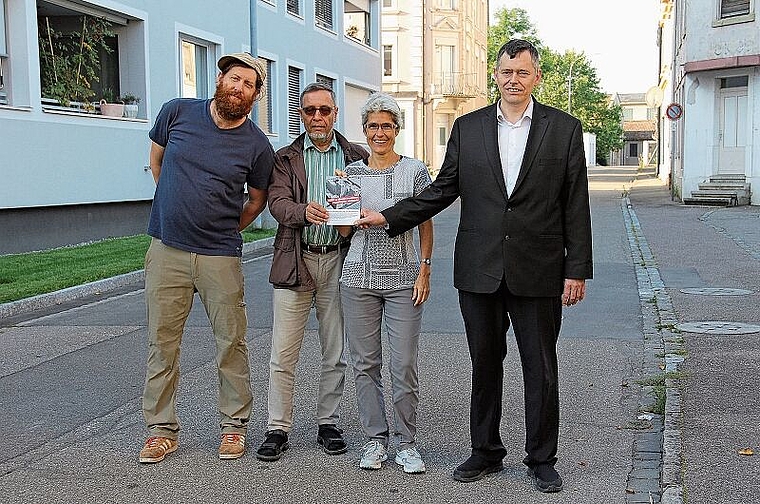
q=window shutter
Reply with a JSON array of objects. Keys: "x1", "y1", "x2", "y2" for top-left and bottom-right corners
[
  {"x1": 287, "y1": 0, "x2": 299, "y2": 16},
  {"x1": 315, "y1": 0, "x2": 333, "y2": 29},
  {"x1": 288, "y1": 66, "x2": 302, "y2": 137},
  {"x1": 721, "y1": 0, "x2": 750, "y2": 17},
  {"x1": 316, "y1": 74, "x2": 334, "y2": 89},
  {"x1": 256, "y1": 59, "x2": 273, "y2": 133}
]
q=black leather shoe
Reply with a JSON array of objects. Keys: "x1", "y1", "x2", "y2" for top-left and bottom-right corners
[
  {"x1": 528, "y1": 465, "x2": 563, "y2": 493},
  {"x1": 317, "y1": 424, "x2": 348, "y2": 455},
  {"x1": 452, "y1": 455, "x2": 504, "y2": 482},
  {"x1": 256, "y1": 429, "x2": 289, "y2": 461}
]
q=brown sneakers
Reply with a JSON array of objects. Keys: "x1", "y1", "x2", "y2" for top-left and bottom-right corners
[
  {"x1": 139, "y1": 436, "x2": 178, "y2": 463},
  {"x1": 219, "y1": 433, "x2": 246, "y2": 460}
]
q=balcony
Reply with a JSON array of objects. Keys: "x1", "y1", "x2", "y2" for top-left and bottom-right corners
[{"x1": 431, "y1": 72, "x2": 481, "y2": 98}]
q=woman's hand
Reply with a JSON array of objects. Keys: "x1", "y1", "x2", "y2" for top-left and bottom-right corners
[{"x1": 412, "y1": 265, "x2": 431, "y2": 306}]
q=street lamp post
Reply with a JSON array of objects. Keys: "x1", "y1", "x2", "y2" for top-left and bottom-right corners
[{"x1": 566, "y1": 55, "x2": 582, "y2": 115}]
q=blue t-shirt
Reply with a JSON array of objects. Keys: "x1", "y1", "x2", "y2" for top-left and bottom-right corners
[{"x1": 148, "y1": 98, "x2": 274, "y2": 256}]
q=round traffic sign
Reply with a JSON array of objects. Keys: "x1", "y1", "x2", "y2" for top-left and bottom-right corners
[{"x1": 665, "y1": 102, "x2": 683, "y2": 120}]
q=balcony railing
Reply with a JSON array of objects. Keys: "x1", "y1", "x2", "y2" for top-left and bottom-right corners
[{"x1": 431, "y1": 72, "x2": 482, "y2": 98}]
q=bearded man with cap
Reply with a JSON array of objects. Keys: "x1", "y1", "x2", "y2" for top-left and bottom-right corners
[{"x1": 139, "y1": 52, "x2": 274, "y2": 463}]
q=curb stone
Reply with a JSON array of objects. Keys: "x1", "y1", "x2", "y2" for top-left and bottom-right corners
[
  {"x1": 622, "y1": 196, "x2": 685, "y2": 504},
  {"x1": 0, "y1": 237, "x2": 274, "y2": 321}
]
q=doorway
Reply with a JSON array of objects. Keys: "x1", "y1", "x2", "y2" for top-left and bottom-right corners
[{"x1": 718, "y1": 76, "x2": 748, "y2": 174}]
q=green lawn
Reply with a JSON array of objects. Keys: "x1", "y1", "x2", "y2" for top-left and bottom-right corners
[{"x1": 0, "y1": 228, "x2": 275, "y2": 304}]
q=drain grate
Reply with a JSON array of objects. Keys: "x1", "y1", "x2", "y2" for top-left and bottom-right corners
[
  {"x1": 679, "y1": 287, "x2": 753, "y2": 296},
  {"x1": 676, "y1": 321, "x2": 760, "y2": 335}
]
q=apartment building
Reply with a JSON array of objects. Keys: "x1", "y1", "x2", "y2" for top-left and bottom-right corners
[
  {"x1": 0, "y1": 0, "x2": 381, "y2": 254},
  {"x1": 381, "y1": 0, "x2": 488, "y2": 175},
  {"x1": 659, "y1": 0, "x2": 758, "y2": 204},
  {"x1": 610, "y1": 92, "x2": 658, "y2": 166}
]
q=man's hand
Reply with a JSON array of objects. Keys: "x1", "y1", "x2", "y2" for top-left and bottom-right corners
[
  {"x1": 562, "y1": 278, "x2": 586, "y2": 306},
  {"x1": 354, "y1": 208, "x2": 387, "y2": 230},
  {"x1": 305, "y1": 202, "x2": 329, "y2": 225}
]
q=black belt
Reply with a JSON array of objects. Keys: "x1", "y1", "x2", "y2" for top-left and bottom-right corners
[{"x1": 304, "y1": 243, "x2": 341, "y2": 254}]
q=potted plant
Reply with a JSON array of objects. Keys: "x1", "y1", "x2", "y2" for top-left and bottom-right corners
[
  {"x1": 99, "y1": 87, "x2": 124, "y2": 117},
  {"x1": 38, "y1": 14, "x2": 114, "y2": 111},
  {"x1": 120, "y1": 93, "x2": 140, "y2": 118}
]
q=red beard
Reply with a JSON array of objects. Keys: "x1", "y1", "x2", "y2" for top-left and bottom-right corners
[{"x1": 213, "y1": 84, "x2": 255, "y2": 121}]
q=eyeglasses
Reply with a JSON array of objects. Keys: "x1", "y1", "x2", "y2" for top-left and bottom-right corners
[
  {"x1": 301, "y1": 106, "x2": 334, "y2": 116},
  {"x1": 365, "y1": 123, "x2": 397, "y2": 132}
]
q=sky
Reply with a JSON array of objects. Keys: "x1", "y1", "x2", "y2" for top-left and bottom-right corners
[{"x1": 489, "y1": 0, "x2": 662, "y2": 94}]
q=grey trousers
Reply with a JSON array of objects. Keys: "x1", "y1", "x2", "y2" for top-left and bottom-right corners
[
  {"x1": 341, "y1": 285, "x2": 423, "y2": 449},
  {"x1": 267, "y1": 249, "x2": 347, "y2": 432}
]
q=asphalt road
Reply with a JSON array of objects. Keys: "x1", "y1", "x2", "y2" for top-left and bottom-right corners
[{"x1": 1, "y1": 170, "x2": 647, "y2": 504}]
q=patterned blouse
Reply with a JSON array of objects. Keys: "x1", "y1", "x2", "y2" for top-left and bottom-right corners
[{"x1": 340, "y1": 156, "x2": 432, "y2": 290}]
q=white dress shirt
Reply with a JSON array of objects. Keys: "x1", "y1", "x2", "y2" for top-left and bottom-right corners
[{"x1": 496, "y1": 99, "x2": 533, "y2": 197}]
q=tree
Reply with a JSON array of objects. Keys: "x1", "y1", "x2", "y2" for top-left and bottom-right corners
[
  {"x1": 487, "y1": 7, "x2": 543, "y2": 101},
  {"x1": 534, "y1": 50, "x2": 623, "y2": 164}
]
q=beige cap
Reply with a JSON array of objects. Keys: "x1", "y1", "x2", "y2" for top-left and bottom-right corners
[{"x1": 217, "y1": 52, "x2": 267, "y2": 83}]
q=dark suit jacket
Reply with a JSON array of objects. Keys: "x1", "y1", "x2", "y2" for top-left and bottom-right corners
[{"x1": 382, "y1": 99, "x2": 593, "y2": 296}]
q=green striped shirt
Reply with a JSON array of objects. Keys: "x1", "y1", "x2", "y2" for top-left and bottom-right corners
[{"x1": 303, "y1": 134, "x2": 344, "y2": 246}]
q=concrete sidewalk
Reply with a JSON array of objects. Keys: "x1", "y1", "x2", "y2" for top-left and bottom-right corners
[{"x1": 626, "y1": 175, "x2": 760, "y2": 504}]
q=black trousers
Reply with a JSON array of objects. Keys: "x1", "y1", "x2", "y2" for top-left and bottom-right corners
[{"x1": 458, "y1": 279, "x2": 562, "y2": 468}]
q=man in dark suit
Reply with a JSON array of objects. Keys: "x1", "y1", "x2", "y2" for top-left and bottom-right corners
[{"x1": 355, "y1": 39, "x2": 593, "y2": 493}]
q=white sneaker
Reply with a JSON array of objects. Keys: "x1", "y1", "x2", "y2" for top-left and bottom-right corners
[
  {"x1": 359, "y1": 440, "x2": 388, "y2": 470},
  {"x1": 395, "y1": 447, "x2": 426, "y2": 474}
]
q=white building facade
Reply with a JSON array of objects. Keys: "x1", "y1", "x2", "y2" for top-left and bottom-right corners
[
  {"x1": 381, "y1": 0, "x2": 488, "y2": 175},
  {"x1": 0, "y1": 0, "x2": 380, "y2": 253},
  {"x1": 661, "y1": 0, "x2": 759, "y2": 204}
]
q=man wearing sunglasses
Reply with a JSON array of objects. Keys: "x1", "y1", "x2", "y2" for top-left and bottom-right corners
[{"x1": 259, "y1": 83, "x2": 368, "y2": 462}]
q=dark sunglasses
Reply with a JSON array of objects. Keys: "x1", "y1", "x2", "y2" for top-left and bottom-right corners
[{"x1": 301, "y1": 106, "x2": 334, "y2": 116}]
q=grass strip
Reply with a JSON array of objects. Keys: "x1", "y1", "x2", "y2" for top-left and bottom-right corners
[{"x1": 0, "y1": 228, "x2": 275, "y2": 304}]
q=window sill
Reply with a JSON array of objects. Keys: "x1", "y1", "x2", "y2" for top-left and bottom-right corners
[
  {"x1": 0, "y1": 104, "x2": 34, "y2": 112},
  {"x1": 712, "y1": 12, "x2": 755, "y2": 27},
  {"x1": 42, "y1": 106, "x2": 148, "y2": 122}
]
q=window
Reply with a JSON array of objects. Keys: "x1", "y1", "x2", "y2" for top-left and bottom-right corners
[
  {"x1": 180, "y1": 38, "x2": 212, "y2": 98},
  {"x1": 622, "y1": 107, "x2": 634, "y2": 120},
  {"x1": 257, "y1": 58, "x2": 274, "y2": 134},
  {"x1": 345, "y1": 0, "x2": 370, "y2": 45},
  {"x1": 720, "y1": 75, "x2": 749, "y2": 88},
  {"x1": 436, "y1": 44, "x2": 456, "y2": 93},
  {"x1": 721, "y1": 0, "x2": 750, "y2": 17},
  {"x1": 438, "y1": 126, "x2": 447, "y2": 145},
  {"x1": 37, "y1": 1, "x2": 120, "y2": 109},
  {"x1": 316, "y1": 73, "x2": 334, "y2": 89},
  {"x1": 629, "y1": 143, "x2": 638, "y2": 158},
  {"x1": 288, "y1": 66, "x2": 302, "y2": 137},
  {"x1": 439, "y1": 0, "x2": 456, "y2": 9},
  {"x1": 35, "y1": 0, "x2": 145, "y2": 116},
  {"x1": 383, "y1": 45, "x2": 393, "y2": 76},
  {"x1": 0, "y1": 0, "x2": 7, "y2": 105},
  {"x1": 316, "y1": 0, "x2": 334, "y2": 30},
  {"x1": 382, "y1": 0, "x2": 393, "y2": 6},
  {"x1": 287, "y1": 0, "x2": 300, "y2": 16}
]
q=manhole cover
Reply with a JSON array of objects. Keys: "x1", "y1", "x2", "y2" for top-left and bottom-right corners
[
  {"x1": 679, "y1": 287, "x2": 753, "y2": 296},
  {"x1": 676, "y1": 321, "x2": 760, "y2": 335}
]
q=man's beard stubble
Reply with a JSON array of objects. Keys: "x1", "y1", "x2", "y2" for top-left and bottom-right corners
[
  {"x1": 308, "y1": 131, "x2": 329, "y2": 142},
  {"x1": 214, "y1": 84, "x2": 255, "y2": 121}
]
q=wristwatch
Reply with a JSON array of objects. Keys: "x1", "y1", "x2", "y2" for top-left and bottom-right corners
[{"x1": 421, "y1": 258, "x2": 431, "y2": 265}]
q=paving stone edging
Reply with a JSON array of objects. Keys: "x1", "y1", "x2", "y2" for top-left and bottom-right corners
[
  {"x1": 622, "y1": 196, "x2": 685, "y2": 504},
  {"x1": 0, "y1": 237, "x2": 274, "y2": 321}
]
